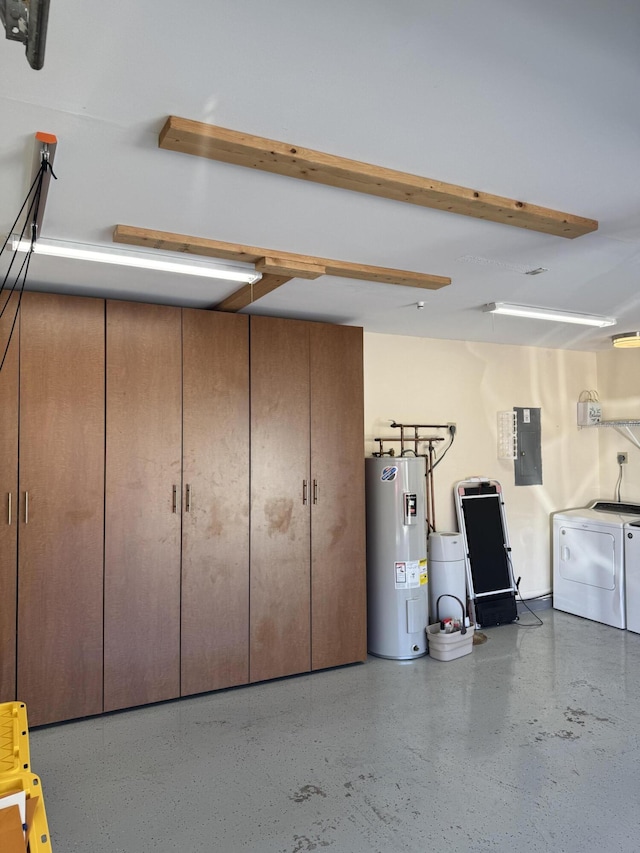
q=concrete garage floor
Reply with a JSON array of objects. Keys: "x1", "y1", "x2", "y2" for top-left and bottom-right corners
[{"x1": 31, "y1": 610, "x2": 640, "y2": 852}]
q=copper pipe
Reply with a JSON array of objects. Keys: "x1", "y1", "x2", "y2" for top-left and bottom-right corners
[{"x1": 429, "y1": 443, "x2": 436, "y2": 531}]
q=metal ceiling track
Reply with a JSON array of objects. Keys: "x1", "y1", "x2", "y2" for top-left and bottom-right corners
[
  {"x1": 159, "y1": 116, "x2": 598, "y2": 239},
  {"x1": 113, "y1": 224, "x2": 451, "y2": 312}
]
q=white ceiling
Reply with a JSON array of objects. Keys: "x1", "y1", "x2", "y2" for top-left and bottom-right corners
[{"x1": 1, "y1": 0, "x2": 640, "y2": 350}]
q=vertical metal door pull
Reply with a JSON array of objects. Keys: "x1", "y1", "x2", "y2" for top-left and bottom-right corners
[
  {"x1": 24, "y1": 491, "x2": 28, "y2": 524},
  {"x1": 313, "y1": 479, "x2": 318, "y2": 504},
  {"x1": 172, "y1": 485, "x2": 177, "y2": 513},
  {"x1": 185, "y1": 484, "x2": 191, "y2": 512},
  {"x1": 7, "y1": 493, "x2": 11, "y2": 525},
  {"x1": 302, "y1": 480, "x2": 308, "y2": 505}
]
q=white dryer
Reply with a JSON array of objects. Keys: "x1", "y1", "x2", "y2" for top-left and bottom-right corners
[
  {"x1": 625, "y1": 521, "x2": 640, "y2": 634},
  {"x1": 553, "y1": 501, "x2": 640, "y2": 629}
]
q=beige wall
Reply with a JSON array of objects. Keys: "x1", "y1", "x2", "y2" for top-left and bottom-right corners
[
  {"x1": 596, "y1": 349, "x2": 640, "y2": 502},
  {"x1": 364, "y1": 333, "x2": 600, "y2": 598}
]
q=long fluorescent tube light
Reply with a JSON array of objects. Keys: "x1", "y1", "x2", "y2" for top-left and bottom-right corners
[
  {"x1": 484, "y1": 302, "x2": 616, "y2": 328},
  {"x1": 11, "y1": 236, "x2": 262, "y2": 284}
]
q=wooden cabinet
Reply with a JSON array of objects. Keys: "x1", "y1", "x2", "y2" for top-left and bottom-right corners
[
  {"x1": 0, "y1": 292, "x2": 364, "y2": 724},
  {"x1": 249, "y1": 317, "x2": 366, "y2": 682},
  {"x1": 310, "y1": 323, "x2": 366, "y2": 669},
  {"x1": 104, "y1": 301, "x2": 182, "y2": 712},
  {"x1": 250, "y1": 318, "x2": 312, "y2": 682},
  {"x1": 181, "y1": 309, "x2": 250, "y2": 695},
  {"x1": 17, "y1": 292, "x2": 105, "y2": 726},
  {"x1": 0, "y1": 295, "x2": 19, "y2": 704},
  {"x1": 104, "y1": 305, "x2": 251, "y2": 707}
]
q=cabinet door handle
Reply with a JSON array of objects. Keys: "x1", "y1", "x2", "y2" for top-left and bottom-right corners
[
  {"x1": 172, "y1": 485, "x2": 177, "y2": 513},
  {"x1": 185, "y1": 484, "x2": 191, "y2": 513},
  {"x1": 24, "y1": 491, "x2": 28, "y2": 524},
  {"x1": 313, "y1": 479, "x2": 318, "y2": 505},
  {"x1": 302, "y1": 479, "x2": 308, "y2": 505},
  {"x1": 7, "y1": 493, "x2": 11, "y2": 525}
]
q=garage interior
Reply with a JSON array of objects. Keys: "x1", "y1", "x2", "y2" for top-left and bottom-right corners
[{"x1": 1, "y1": 2, "x2": 640, "y2": 851}]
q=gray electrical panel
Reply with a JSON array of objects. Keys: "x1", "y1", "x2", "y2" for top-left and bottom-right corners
[{"x1": 514, "y1": 407, "x2": 542, "y2": 486}]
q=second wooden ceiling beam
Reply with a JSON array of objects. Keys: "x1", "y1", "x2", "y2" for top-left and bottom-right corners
[{"x1": 159, "y1": 116, "x2": 597, "y2": 239}]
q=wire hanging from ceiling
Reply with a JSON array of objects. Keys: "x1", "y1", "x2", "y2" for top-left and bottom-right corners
[{"x1": 0, "y1": 156, "x2": 57, "y2": 373}]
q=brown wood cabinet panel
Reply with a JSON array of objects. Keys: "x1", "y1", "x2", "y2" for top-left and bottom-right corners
[
  {"x1": 104, "y1": 301, "x2": 182, "y2": 712},
  {"x1": 0, "y1": 294, "x2": 19, "y2": 703},
  {"x1": 250, "y1": 316, "x2": 311, "y2": 682},
  {"x1": 181, "y1": 309, "x2": 250, "y2": 695},
  {"x1": 17, "y1": 292, "x2": 105, "y2": 725},
  {"x1": 310, "y1": 323, "x2": 366, "y2": 670}
]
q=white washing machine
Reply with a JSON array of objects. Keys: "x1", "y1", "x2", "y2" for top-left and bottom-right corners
[
  {"x1": 625, "y1": 521, "x2": 640, "y2": 634},
  {"x1": 553, "y1": 501, "x2": 640, "y2": 629}
]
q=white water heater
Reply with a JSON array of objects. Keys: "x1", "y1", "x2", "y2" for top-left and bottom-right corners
[{"x1": 366, "y1": 456, "x2": 428, "y2": 659}]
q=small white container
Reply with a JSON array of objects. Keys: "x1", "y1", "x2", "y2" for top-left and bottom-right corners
[
  {"x1": 426, "y1": 622, "x2": 475, "y2": 661},
  {"x1": 428, "y1": 533, "x2": 467, "y2": 623}
]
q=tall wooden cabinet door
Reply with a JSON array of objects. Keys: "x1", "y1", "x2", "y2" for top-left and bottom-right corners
[
  {"x1": 104, "y1": 301, "x2": 182, "y2": 712},
  {"x1": 250, "y1": 316, "x2": 311, "y2": 682},
  {"x1": 0, "y1": 295, "x2": 19, "y2": 703},
  {"x1": 181, "y1": 309, "x2": 250, "y2": 695},
  {"x1": 18, "y1": 292, "x2": 105, "y2": 726},
  {"x1": 310, "y1": 323, "x2": 366, "y2": 670}
]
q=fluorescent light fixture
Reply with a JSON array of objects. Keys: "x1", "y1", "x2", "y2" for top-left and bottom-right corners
[
  {"x1": 484, "y1": 302, "x2": 616, "y2": 328},
  {"x1": 613, "y1": 332, "x2": 640, "y2": 349},
  {"x1": 11, "y1": 236, "x2": 261, "y2": 284}
]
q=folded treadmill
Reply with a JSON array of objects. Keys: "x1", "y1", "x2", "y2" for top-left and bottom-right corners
[{"x1": 454, "y1": 479, "x2": 518, "y2": 628}]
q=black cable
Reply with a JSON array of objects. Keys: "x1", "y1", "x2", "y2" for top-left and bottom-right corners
[
  {"x1": 514, "y1": 575, "x2": 543, "y2": 627},
  {"x1": 0, "y1": 249, "x2": 33, "y2": 373},
  {"x1": 0, "y1": 168, "x2": 45, "y2": 305},
  {"x1": 0, "y1": 160, "x2": 50, "y2": 258},
  {"x1": 0, "y1": 157, "x2": 49, "y2": 372},
  {"x1": 0, "y1": 257, "x2": 25, "y2": 319},
  {"x1": 431, "y1": 426, "x2": 455, "y2": 470},
  {"x1": 522, "y1": 592, "x2": 552, "y2": 602},
  {"x1": 504, "y1": 547, "x2": 543, "y2": 627}
]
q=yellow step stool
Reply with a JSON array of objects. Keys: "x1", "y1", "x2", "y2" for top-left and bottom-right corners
[
  {"x1": 0, "y1": 702, "x2": 30, "y2": 775},
  {"x1": 0, "y1": 771, "x2": 52, "y2": 852},
  {"x1": 0, "y1": 703, "x2": 52, "y2": 852}
]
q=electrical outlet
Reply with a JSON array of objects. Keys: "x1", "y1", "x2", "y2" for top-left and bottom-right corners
[{"x1": 618, "y1": 452, "x2": 628, "y2": 465}]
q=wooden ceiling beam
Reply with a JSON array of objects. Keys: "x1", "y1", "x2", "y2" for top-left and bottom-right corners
[
  {"x1": 215, "y1": 273, "x2": 292, "y2": 312},
  {"x1": 256, "y1": 256, "x2": 325, "y2": 279},
  {"x1": 113, "y1": 225, "x2": 451, "y2": 291},
  {"x1": 159, "y1": 116, "x2": 598, "y2": 239}
]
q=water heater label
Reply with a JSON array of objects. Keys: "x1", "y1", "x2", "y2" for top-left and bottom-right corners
[
  {"x1": 395, "y1": 560, "x2": 421, "y2": 589},
  {"x1": 419, "y1": 559, "x2": 428, "y2": 586},
  {"x1": 381, "y1": 466, "x2": 398, "y2": 482},
  {"x1": 404, "y1": 493, "x2": 417, "y2": 525}
]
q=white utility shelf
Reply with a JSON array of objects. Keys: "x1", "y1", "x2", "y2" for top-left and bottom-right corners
[{"x1": 579, "y1": 420, "x2": 640, "y2": 450}]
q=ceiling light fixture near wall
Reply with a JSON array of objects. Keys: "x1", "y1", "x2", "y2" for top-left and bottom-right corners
[
  {"x1": 10, "y1": 236, "x2": 262, "y2": 283},
  {"x1": 484, "y1": 302, "x2": 616, "y2": 328},
  {"x1": 612, "y1": 332, "x2": 640, "y2": 348}
]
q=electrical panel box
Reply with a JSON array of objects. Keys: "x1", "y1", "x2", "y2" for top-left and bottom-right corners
[{"x1": 514, "y1": 407, "x2": 542, "y2": 486}]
